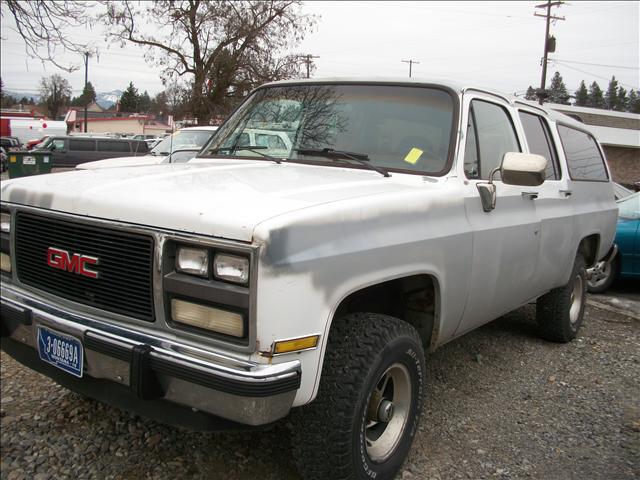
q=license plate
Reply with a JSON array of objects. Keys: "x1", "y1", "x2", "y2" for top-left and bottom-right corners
[
  {"x1": 37, "y1": 326, "x2": 84, "y2": 378},
  {"x1": 23, "y1": 156, "x2": 36, "y2": 165}
]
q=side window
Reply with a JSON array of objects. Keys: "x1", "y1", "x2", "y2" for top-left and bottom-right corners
[
  {"x1": 518, "y1": 111, "x2": 560, "y2": 180},
  {"x1": 464, "y1": 100, "x2": 521, "y2": 180},
  {"x1": 68, "y1": 139, "x2": 95, "y2": 151},
  {"x1": 97, "y1": 140, "x2": 130, "y2": 152},
  {"x1": 463, "y1": 112, "x2": 479, "y2": 178},
  {"x1": 52, "y1": 139, "x2": 65, "y2": 150},
  {"x1": 557, "y1": 125, "x2": 608, "y2": 181}
]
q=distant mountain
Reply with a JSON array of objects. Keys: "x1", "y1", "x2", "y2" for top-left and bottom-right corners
[
  {"x1": 96, "y1": 90, "x2": 123, "y2": 109},
  {"x1": 3, "y1": 90, "x2": 41, "y2": 103},
  {"x1": 2, "y1": 89, "x2": 122, "y2": 109}
]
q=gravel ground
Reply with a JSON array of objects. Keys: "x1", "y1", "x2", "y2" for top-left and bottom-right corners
[{"x1": 1, "y1": 303, "x2": 638, "y2": 480}]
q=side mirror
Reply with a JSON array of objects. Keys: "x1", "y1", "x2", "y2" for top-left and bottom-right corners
[
  {"x1": 500, "y1": 152, "x2": 547, "y2": 187},
  {"x1": 476, "y1": 152, "x2": 547, "y2": 212},
  {"x1": 50, "y1": 145, "x2": 56, "y2": 151}
]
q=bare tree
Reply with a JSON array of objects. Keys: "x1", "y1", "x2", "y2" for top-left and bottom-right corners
[
  {"x1": 1, "y1": 1, "x2": 95, "y2": 72},
  {"x1": 39, "y1": 74, "x2": 72, "y2": 118},
  {"x1": 103, "y1": 1, "x2": 316, "y2": 125}
]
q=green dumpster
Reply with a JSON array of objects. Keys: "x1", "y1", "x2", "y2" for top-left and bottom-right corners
[{"x1": 7, "y1": 151, "x2": 53, "y2": 179}]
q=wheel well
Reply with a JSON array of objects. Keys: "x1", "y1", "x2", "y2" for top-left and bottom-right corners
[
  {"x1": 333, "y1": 275, "x2": 439, "y2": 350},
  {"x1": 578, "y1": 234, "x2": 600, "y2": 267}
]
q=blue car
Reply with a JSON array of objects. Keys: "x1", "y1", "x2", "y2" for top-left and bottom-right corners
[{"x1": 588, "y1": 192, "x2": 640, "y2": 293}]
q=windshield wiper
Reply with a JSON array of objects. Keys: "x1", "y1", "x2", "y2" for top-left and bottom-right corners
[
  {"x1": 210, "y1": 145, "x2": 283, "y2": 164},
  {"x1": 295, "y1": 148, "x2": 390, "y2": 177}
]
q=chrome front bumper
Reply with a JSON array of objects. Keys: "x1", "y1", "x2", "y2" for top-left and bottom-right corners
[{"x1": 0, "y1": 283, "x2": 301, "y2": 426}]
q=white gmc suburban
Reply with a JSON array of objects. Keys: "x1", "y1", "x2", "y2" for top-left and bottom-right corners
[{"x1": 0, "y1": 79, "x2": 618, "y2": 479}]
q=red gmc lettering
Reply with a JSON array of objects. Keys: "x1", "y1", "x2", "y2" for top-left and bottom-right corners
[{"x1": 47, "y1": 247, "x2": 99, "y2": 279}]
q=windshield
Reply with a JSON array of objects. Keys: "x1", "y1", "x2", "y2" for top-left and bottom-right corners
[
  {"x1": 151, "y1": 130, "x2": 214, "y2": 155},
  {"x1": 200, "y1": 84, "x2": 455, "y2": 174},
  {"x1": 617, "y1": 192, "x2": 640, "y2": 220}
]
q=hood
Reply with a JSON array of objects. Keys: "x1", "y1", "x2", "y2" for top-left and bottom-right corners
[
  {"x1": 1, "y1": 159, "x2": 414, "y2": 242},
  {"x1": 76, "y1": 155, "x2": 167, "y2": 170}
]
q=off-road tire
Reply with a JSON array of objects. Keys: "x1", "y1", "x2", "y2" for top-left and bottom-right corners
[
  {"x1": 537, "y1": 254, "x2": 587, "y2": 343},
  {"x1": 290, "y1": 313, "x2": 425, "y2": 480}
]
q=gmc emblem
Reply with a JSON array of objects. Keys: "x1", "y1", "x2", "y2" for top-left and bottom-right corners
[{"x1": 47, "y1": 247, "x2": 100, "y2": 279}]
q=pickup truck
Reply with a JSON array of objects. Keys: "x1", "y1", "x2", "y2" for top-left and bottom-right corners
[{"x1": 0, "y1": 79, "x2": 617, "y2": 480}]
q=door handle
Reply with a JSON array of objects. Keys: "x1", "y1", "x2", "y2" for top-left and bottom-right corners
[
  {"x1": 559, "y1": 189, "x2": 572, "y2": 197},
  {"x1": 522, "y1": 191, "x2": 538, "y2": 200}
]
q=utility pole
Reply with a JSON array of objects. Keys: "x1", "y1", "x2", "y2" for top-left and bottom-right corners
[
  {"x1": 301, "y1": 54, "x2": 320, "y2": 78},
  {"x1": 401, "y1": 59, "x2": 420, "y2": 78},
  {"x1": 534, "y1": 1, "x2": 565, "y2": 105},
  {"x1": 83, "y1": 52, "x2": 89, "y2": 132}
]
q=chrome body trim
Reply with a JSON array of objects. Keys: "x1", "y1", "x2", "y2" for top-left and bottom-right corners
[{"x1": 1, "y1": 283, "x2": 301, "y2": 425}]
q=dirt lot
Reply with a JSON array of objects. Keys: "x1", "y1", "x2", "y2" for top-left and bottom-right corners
[{"x1": 1, "y1": 302, "x2": 639, "y2": 480}]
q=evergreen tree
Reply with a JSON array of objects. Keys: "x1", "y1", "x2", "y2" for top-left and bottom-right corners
[
  {"x1": 524, "y1": 86, "x2": 537, "y2": 101},
  {"x1": 138, "y1": 90, "x2": 152, "y2": 113},
  {"x1": 588, "y1": 81, "x2": 605, "y2": 109},
  {"x1": 615, "y1": 87, "x2": 628, "y2": 112},
  {"x1": 80, "y1": 81, "x2": 97, "y2": 105},
  {"x1": 628, "y1": 89, "x2": 640, "y2": 114},
  {"x1": 119, "y1": 82, "x2": 140, "y2": 112},
  {"x1": 605, "y1": 76, "x2": 619, "y2": 110},
  {"x1": 574, "y1": 81, "x2": 589, "y2": 107},
  {"x1": 548, "y1": 71, "x2": 570, "y2": 104}
]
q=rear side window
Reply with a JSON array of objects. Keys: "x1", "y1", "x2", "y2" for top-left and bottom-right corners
[
  {"x1": 97, "y1": 140, "x2": 130, "y2": 152},
  {"x1": 68, "y1": 139, "x2": 95, "y2": 151},
  {"x1": 464, "y1": 100, "x2": 521, "y2": 179},
  {"x1": 518, "y1": 111, "x2": 560, "y2": 180},
  {"x1": 557, "y1": 125, "x2": 608, "y2": 181}
]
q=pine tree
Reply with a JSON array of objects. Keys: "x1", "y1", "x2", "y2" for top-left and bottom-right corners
[
  {"x1": 628, "y1": 89, "x2": 640, "y2": 114},
  {"x1": 605, "y1": 76, "x2": 619, "y2": 110},
  {"x1": 615, "y1": 87, "x2": 628, "y2": 112},
  {"x1": 548, "y1": 71, "x2": 570, "y2": 104},
  {"x1": 524, "y1": 86, "x2": 537, "y2": 101},
  {"x1": 138, "y1": 90, "x2": 152, "y2": 113},
  {"x1": 80, "y1": 81, "x2": 97, "y2": 105},
  {"x1": 574, "y1": 81, "x2": 589, "y2": 107},
  {"x1": 119, "y1": 82, "x2": 140, "y2": 112},
  {"x1": 588, "y1": 81, "x2": 605, "y2": 109}
]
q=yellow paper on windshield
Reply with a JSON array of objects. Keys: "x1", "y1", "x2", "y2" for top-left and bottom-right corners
[{"x1": 404, "y1": 148, "x2": 423, "y2": 165}]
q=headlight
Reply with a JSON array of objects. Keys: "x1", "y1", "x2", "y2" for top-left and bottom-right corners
[
  {"x1": 214, "y1": 253, "x2": 249, "y2": 285},
  {"x1": 0, "y1": 212, "x2": 10, "y2": 233},
  {"x1": 176, "y1": 246, "x2": 209, "y2": 277},
  {"x1": 171, "y1": 299, "x2": 245, "y2": 337}
]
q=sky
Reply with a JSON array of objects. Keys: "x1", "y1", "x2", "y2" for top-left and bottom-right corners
[{"x1": 0, "y1": 1, "x2": 638, "y2": 99}]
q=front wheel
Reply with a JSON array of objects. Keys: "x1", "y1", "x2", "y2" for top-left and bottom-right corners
[
  {"x1": 291, "y1": 313, "x2": 425, "y2": 480},
  {"x1": 537, "y1": 254, "x2": 587, "y2": 343}
]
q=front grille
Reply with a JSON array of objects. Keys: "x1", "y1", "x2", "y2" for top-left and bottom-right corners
[{"x1": 15, "y1": 212, "x2": 155, "y2": 321}]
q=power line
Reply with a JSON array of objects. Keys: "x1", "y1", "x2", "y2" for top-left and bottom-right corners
[
  {"x1": 548, "y1": 58, "x2": 638, "y2": 70},
  {"x1": 549, "y1": 61, "x2": 638, "y2": 89},
  {"x1": 401, "y1": 59, "x2": 420, "y2": 78}
]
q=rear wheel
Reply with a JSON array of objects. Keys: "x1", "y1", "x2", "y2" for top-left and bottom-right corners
[
  {"x1": 587, "y1": 257, "x2": 618, "y2": 294},
  {"x1": 537, "y1": 254, "x2": 587, "y2": 343},
  {"x1": 291, "y1": 313, "x2": 425, "y2": 480}
]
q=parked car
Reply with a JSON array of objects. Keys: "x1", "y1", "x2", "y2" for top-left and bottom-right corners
[
  {"x1": 33, "y1": 136, "x2": 149, "y2": 167},
  {"x1": 0, "y1": 146, "x2": 7, "y2": 172},
  {"x1": 587, "y1": 192, "x2": 640, "y2": 293},
  {"x1": 1, "y1": 78, "x2": 617, "y2": 480},
  {"x1": 76, "y1": 126, "x2": 218, "y2": 169},
  {"x1": 0, "y1": 136, "x2": 22, "y2": 151},
  {"x1": 613, "y1": 182, "x2": 634, "y2": 200}
]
